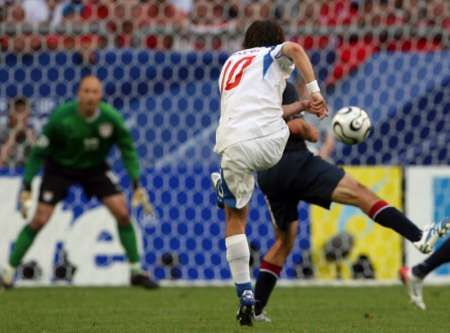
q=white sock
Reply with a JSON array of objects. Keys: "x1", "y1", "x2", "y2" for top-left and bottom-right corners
[
  {"x1": 5, "y1": 262, "x2": 16, "y2": 273},
  {"x1": 225, "y1": 234, "x2": 251, "y2": 285},
  {"x1": 129, "y1": 262, "x2": 141, "y2": 274}
]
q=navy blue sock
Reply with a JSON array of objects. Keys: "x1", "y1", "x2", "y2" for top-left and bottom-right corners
[
  {"x1": 369, "y1": 200, "x2": 422, "y2": 242},
  {"x1": 412, "y1": 237, "x2": 450, "y2": 279}
]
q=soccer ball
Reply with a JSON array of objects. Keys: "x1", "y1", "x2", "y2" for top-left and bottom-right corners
[{"x1": 332, "y1": 106, "x2": 372, "y2": 144}]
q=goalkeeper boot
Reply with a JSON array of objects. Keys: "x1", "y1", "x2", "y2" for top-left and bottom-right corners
[
  {"x1": 130, "y1": 271, "x2": 159, "y2": 290},
  {"x1": 399, "y1": 266, "x2": 426, "y2": 310},
  {"x1": 0, "y1": 264, "x2": 15, "y2": 289},
  {"x1": 210, "y1": 172, "x2": 224, "y2": 209},
  {"x1": 236, "y1": 290, "x2": 255, "y2": 326},
  {"x1": 414, "y1": 217, "x2": 450, "y2": 254}
]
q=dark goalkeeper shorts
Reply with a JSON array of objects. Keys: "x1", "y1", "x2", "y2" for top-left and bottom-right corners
[
  {"x1": 38, "y1": 160, "x2": 122, "y2": 205},
  {"x1": 257, "y1": 150, "x2": 345, "y2": 231}
]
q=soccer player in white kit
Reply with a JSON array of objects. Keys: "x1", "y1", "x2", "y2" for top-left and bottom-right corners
[{"x1": 211, "y1": 20, "x2": 328, "y2": 326}]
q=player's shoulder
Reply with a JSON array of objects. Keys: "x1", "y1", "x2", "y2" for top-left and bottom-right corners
[
  {"x1": 99, "y1": 102, "x2": 121, "y2": 118},
  {"x1": 50, "y1": 100, "x2": 77, "y2": 119},
  {"x1": 99, "y1": 102, "x2": 125, "y2": 125}
]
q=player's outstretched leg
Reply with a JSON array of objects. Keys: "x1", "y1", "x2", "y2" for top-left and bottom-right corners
[
  {"x1": 211, "y1": 171, "x2": 255, "y2": 326},
  {"x1": 254, "y1": 222, "x2": 297, "y2": 322},
  {"x1": 1, "y1": 203, "x2": 54, "y2": 289},
  {"x1": 331, "y1": 175, "x2": 450, "y2": 253},
  {"x1": 103, "y1": 194, "x2": 158, "y2": 289},
  {"x1": 400, "y1": 236, "x2": 450, "y2": 310}
]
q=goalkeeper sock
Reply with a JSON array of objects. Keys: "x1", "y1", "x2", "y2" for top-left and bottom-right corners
[
  {"x1": 225, "y1": 234, "x2": 252, "y2": 297},
  {"x1": 118, "y1": 223, "x2": 140, "y2": 264},
  {"x1": 254, "y1": 260, "x2": 281, "y2": 315},
  {"x1": 412, "y1": 237, "x2": 450, "y2": 279},
  {"x1": 129, "y1": 262, "x2": 142, "y2": 275},
  {"x1": 9, "y1": 224, "x2": 38, "y2": 267},
  {"x1": 368, "y1": 200, "x2": 422, "y2": 242}
]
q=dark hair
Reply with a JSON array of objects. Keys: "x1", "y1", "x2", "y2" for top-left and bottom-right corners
[
  {"x1": 243, "y1": 20, "x2": 285, "y2": 49},
  {"x1": 13, "y1": 97, "x2": 27, "y2": 108}
]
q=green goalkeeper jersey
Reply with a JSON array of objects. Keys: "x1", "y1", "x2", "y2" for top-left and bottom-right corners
[{"x1": 23, "y1": 101, "x2": 140, "y2": 185}]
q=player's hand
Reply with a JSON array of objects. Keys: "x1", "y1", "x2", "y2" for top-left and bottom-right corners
[
  {"x1": 310, "y1": 92, "x2": 328, "y2": 119},
  {"x1": 19, "y1": 190, "x2": 32, "y2": 219},
  {"x1": 131, "y1": 187, "x2": 155, "y2": 216},
  {"x1": 297, "y1": 100, "x2": 311, "y2": 112}
]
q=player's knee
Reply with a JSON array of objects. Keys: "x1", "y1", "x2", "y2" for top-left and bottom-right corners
[
  {"x1": 274, "y1": 236, "x2": 295, "y2": 258},
  {"x1": 335, "y1": 176, "x2": 365, "y2": 205},
  {"x1": 114, "y1": 207, "x2": 130, "y2": 226},
  {"x1": 30, "y1": 212, "x2": 50, "y2": 230}
]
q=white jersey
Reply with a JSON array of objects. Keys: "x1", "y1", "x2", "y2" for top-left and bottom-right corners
[{"x1": 214, "y1": 43, "x2": 294, "y2": 154}]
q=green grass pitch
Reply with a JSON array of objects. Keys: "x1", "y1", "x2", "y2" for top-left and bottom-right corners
[{"x1": 1, "y1": 286, "x2": 449, "y2": 332}]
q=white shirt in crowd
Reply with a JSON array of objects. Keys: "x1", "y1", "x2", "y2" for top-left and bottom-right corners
[{"x1": 22, "y1": 0, "x2": 66, "y2": 28}]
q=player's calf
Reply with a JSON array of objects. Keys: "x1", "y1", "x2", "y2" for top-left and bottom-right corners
[
  {"x1": 332, "y1": 175, "x2": 450, "y2": 253},
  {"x1": 332, "y1": 175, "x2": 423, "y2": 242},
  {"x1": 254, "y1": 223, "x2": 297, "y2": 319}
]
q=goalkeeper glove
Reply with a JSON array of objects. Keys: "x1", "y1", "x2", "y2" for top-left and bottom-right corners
[
  {"x1": 131, "y1": 186, "x2": 155, "y2": 216},
  {"x1": 19, "y1": 183, "x2": 32, "y2": 219}
]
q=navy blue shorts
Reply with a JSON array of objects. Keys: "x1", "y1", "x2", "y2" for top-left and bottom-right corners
[{"x1": 257, "y1": 150, "x2": 345, "y2": 231}]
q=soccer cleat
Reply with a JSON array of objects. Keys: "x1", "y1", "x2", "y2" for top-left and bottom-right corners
[
  {"x1": 210, "y1": 172, "x2": 221, "y2": 189},
  {"x1": 0, "y1": 265, "x2": 15, "y2": 289},
  {"x1": 210, "y1": 172, "x2": 224, "y2": 209},
  {"x1": 130, "y1": 272, "x2": 159, "y2": 289},
  {"x1": 236, "y1": 290, "x2": 255, "y2": 326},
  {"x1": 436, "y1": 217, "x2": 450, "y2": 237},
  {"x1": 254, "y1": 310, "x2": 272, "y2": 323},
  {"x1": 399, "y1": 266, "x2": 426, "y2": 310},
  {"x1": 413, "y1": 218, "x2": 450, "y2": 254}
]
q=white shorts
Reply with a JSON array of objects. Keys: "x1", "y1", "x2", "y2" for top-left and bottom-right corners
[{"x1": 219, "y1": 127, "x2": 289, "y2": 209}]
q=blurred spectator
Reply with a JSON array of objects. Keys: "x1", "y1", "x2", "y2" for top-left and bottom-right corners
[
  {"x1": 169, "y1": 0, "x2": 193, "y2": 16},
  {"x1": 61, "y1": 1, "x2": 83, "y2": 23},
  {"x1": 0, "y1": 98, "x2": 36, "y2": 168},
  {"x1": 0, "y1": 0, "x2": 447, "y2": 52},
  {"x1": 191, "y1": 0, "x2": 240, "y2": 30},
  {"x1": 22, "y1": 0, "x2": 66, "y2": 28}
]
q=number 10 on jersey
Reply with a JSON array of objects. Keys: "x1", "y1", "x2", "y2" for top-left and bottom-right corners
[{"x1": 220, "y1": 56, "x2": 255, "y2": 93}]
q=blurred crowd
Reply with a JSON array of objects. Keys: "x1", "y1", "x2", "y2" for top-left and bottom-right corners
[
  {"x1": 0, "y1": 98, "x2": 35, "y2": 168},
  {"x1": 0, "y1": 0, "x2": 449, "y2": 52}
]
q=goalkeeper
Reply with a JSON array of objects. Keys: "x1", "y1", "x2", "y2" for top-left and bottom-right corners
[{"x1": 0, "y1": 76, "x2": 158, "y2": 289}]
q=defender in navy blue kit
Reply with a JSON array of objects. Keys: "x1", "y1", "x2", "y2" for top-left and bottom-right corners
[
  {"x1": 257, "y1": 82, "x2": 344, "y2": 231},
  {"x1": 253, "y1": 82, "x2": 450, "y2": 322}
]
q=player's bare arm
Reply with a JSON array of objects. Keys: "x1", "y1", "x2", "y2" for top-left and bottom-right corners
[
  {"x1": 282, "y1": 98, "x2": 325, "y2": 120},
  {"x1": 287, "y1": 118, "x2": 319, "y2": 143},
  {"x1": 281, "y1": 42, "x2": 328, "y2": 118},
  {"x1": 282, "y1": 100, "x2": 310, "y2": 119}
]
